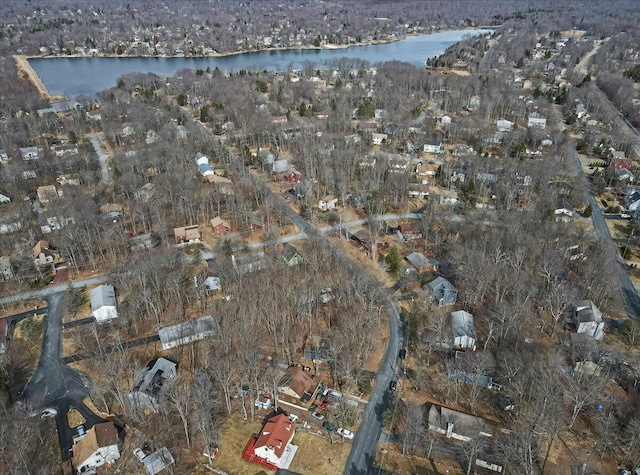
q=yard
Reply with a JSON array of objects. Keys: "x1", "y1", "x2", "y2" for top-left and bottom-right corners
[{"x1": 206, "y1": 415, "x2": 351, "y2": 475}]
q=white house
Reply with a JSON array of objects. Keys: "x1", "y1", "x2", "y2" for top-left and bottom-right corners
[
  {"x1": 451, "y1": 310, "x2": 477, "y2": 350},
  {"x1": 574, "y1": 300, "x2": 605, "y2": 340},
  {"x1": 72, "y1": 422, "x2": 120, "y2": 474},
  {"x1": 496, "y1": 119, "x2": 513, "y2": 132},
  {"x1": 424, "y1": 141, "x2": 442, "y2": 154},
  {"x1": 252, "y1": 413, "x2": 298, "y2": 470},
  {"x1": 90, "y1": 285, "x2": 118, "y2": 323},
  {"x1": 372, "y1": 133, "x2": 387, "y2": 145},
  {"x1": 20, "y1": 146, "x2": 41, "y2": 160},
  {"x1": 528, "y1": 116, "x2": 547, "y2": 129},
  {"x1": 318, "y1": 195, "x2": 338, "y2": 211}
]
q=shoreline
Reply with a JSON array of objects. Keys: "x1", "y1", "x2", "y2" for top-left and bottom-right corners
[
  {"x1": 22, "y1": 27, "x2": 494, "y2": 62},
  {"x1": 14, "y1": 54, "x2": 67, "y2": 103}
]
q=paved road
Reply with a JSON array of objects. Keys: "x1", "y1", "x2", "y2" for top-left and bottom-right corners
[
  {"x1": 17, "y1": 292, "x2": 104, "y2": 460},
  {"x1": 570, "y1": 150, "x2": 640, "y2": 321},
  {"x1": 88, "y1": 134, "x2": 111, "y2": 185},
  {"x1": 0, "y1": 275, "x2": 108, "y2": 305}
]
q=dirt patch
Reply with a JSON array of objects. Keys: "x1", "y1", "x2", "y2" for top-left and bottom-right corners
[
  {"x1": 67, "y1": 409, "x2": 86, "y2": 428},
  {"x1": 288, "y1": 428, "x2": 351, "y2": 474},
  {"x1": 375, "y1": 442, "x2": 463, "y2": 474}
]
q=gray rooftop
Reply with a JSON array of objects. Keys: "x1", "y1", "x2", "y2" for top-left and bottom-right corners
[
  {"x1": 158, "y1": 315, "x2": 216, "y2": 347},
  {"x1": 575, "y1": 300, "x2": 602, "y2": 323},
  {"x1": 90, "y1": 284, "x2": 116, "y2": 311},
  {"x1": 406, "y1": 252, "x2": 430, "y2": 270},
  {"x1": 451, "y1": 310, "x2": 476, "y2": 338},
  {"x1": 143, "y1": 447, "x2": 175, "y2": 475}
]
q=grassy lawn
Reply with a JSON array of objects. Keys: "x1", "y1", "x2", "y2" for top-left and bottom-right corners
[{"x1": 208, "y1": 416, "x2": 352, "y2": 475}]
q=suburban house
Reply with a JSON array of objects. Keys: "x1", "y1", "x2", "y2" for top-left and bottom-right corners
[
  {"x1": 20, "y1": 146, "x2": 41, "y2": 160},
  {"x1": 272, "y1": 115, "x2": 288, "y2": 124},
  {"x1": 175, "y1": 125, "x2": 187, "y2": 139},
  {"x1": 570, "y1": 332, "x2": 602, "y2": 377},
  {"x1": 232, "y1": 252, "x2": 267, "y2": 275},
  {"x1": 574, "y1": 300, "x2": 605, "y2": 340},
  {"x1": 318, "y1": 195, "x2": 338, "y2": 211},
  {"x1": 278, "y1": 366, "x2": 320, "y2": 403},
  {"x1": 128, "y1": 233, "x2": 157, "y2": 251},
  {"x1": 281, "y1": 243, "x2": 303, "y2": 267},
  {"x1": 32, "y1": 240, "x2": 62, "y2": 267},
  {"x1": 135, "y1": 183, "x2": 156, "y2": 202},
  {"x1": 408, "y1": 184, "x2": 430, "y2": 199},
  {"x1": 372, "y1": 133, "x2": 388, "y2": 145},
  {"x1": 90, "y1": 285, "x2": 118, "y2": 323},
  {"x1": 243, "y1": 413, "x2": 298, "y2": 471},
  {"x1": 397, "y1": 223, "x2": 423, "y2": 241},
  {"x1": 0, "y1": 256, "x2": 14, "y2": 281},
  {"x1": 496, "y1": 119, "x2": 513, "y2": 132},
  {"x1": 142, "y1": 447, "x2": 175, "y2": 475},
  {"x1": 158, "y1": 315, "x2": 217, "y2": 350},
  {"x1": 121, "y1": 123, "x2": 135, "y2": 136},
  {"x1": 204, "y1": 276, "x2": 222, "y2": 292},
  {"x1": 210, "y1": 216, "x2": 231, "y2": 235},
  {"x1": 554, "y1": 200, "x2": 574, "y2": 222},
  {"x1": 527, "y1": 116, "x2": 547, "y2": 129},
  {"x1": 173, "y1": 225, "x2": 201, "y2": 244},
  {"x1": 424, "y1": 141, "x2": 443, "y2": 154},
  {"x1": 128, "y1": 358, "x2": 177, "y2": 413},
  {"x1": 284, "y1": 170, "x2": 303, "y2": 183},
  {"x1": 451, "y1": 310, "x2": 477, "y2": 350},
  {"x1": 415, "y1": 163, "x2": 438, "y2": 179},
  {"x1": 71, "y1": 422, "x2": 121, "y2": 475},
  {"x1": 405, "y1": 252, "x2": 431, "y2": 273},
  {"x1": 425, "y1": 277, "x2": 458, "y2": 307},
  {"x1": 273, "y1": 159, "x2": 289, "y2": 174},
  {"x1": 53, "y1": 144, "x2": 79, "y2": 157},
  {"x1": 426, "y1": 403, "x2": 492, "y2": 442},
  {"x1": 37, "y1": 185, "x2": 60, "y2": 205},
  {"x1": 145, "y1": 129, "x2": 159, "y2": 144}
]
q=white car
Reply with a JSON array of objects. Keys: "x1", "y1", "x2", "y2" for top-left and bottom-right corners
[
  {"x1": 337, "y1": 428, "x2": 354, "y2": 439},
  {"x1": 621, "y1": 213, "x2": 632, "y2": 219},
  {"x1": 133, "y1": 448, "x2": 146, "y2": 462},
  {"x1": 41, "y1": 408, "x2": 57, "y2": 418}
]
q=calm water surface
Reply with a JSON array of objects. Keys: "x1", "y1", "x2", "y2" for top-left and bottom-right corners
[{"x1": 30, "y1": 29, "x2": 492, "y2": 98}]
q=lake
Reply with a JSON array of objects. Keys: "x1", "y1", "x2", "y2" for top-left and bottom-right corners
[{"x1": 29, "y1": 29, "x2": 492, "y2": 98}]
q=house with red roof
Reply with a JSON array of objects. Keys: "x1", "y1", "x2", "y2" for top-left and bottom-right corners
[{"x1": 242, "y1": 413, "x2": 298, "y2": 470}]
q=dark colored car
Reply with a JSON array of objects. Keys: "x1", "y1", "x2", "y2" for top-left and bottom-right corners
[
  {"x1": 389, "y1": 380, "x2": 397, "y2": 392},
  {"x1": 398, "y1": 349, "x2": 406, "y2": 359}
]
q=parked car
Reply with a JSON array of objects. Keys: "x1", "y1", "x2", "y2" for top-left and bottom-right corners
[
  {"x1": 77, "y1": 425, "x2": 86, "y2": 437},
  {"x1": 309, "y1": 403, "x2": 318, "y2": 413},
  {"x1": 312, "y1": 411, "x2": 325, "y2": 421},
  {"x1": 288, "y1": 414, "x2": 299, "y2": 423},
  {"x1": 41, "y1": 408, "x2": 57, "y2": 418},
  {"x1": 133, "y1": 448, "x2": 146, "y2": 462},
  {"x1": 621, "y1": 213, "x2": 632, "y2": 219},
  {"x1": 337, "y1": 428, "x2": 354, "y2": 439},
  {"x1": 389, "y1": 380, "x2": 397, "y2": 392},
  {"x1": 398, "y1": 348, "x2": 406, "y2": 359},
  {"x1": 322, "y1": 421, "x2": 336, "y2": 432}
]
